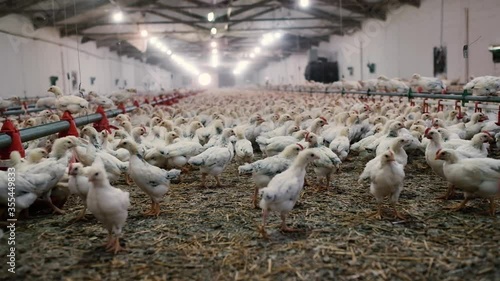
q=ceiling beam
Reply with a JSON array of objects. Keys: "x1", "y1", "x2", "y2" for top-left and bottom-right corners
[
  {"x1": 229, "y1": 6, "x2": 282, "y2": 28},
  {"x1": 215, "y1": 0, "x2": 275, "y2": 22},
  {"x1": 153, "y1": 2, "x2": 206, "y2": 21},
  {"x1": 279, "y1": 0, "x2": 361, "y2": 28},
  {"x1": 36, "y1": 0, "x2": 112, "y2": 30},
  {"x1": 148, "y1": 10, "x2": 209, "y2": 31},
  {"x1": 0, "y1": 0, "x2": 46, "y2": 18},
  {"x1": 60, "y1": 0, "x2": 158, "y2": 36}
]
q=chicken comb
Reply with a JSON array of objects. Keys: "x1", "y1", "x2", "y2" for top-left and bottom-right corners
[
  {"x1": 296, "y1": 143, "x2": 304, "y2": 150},
  {"x1": 435, "y1": 148, "x2": 442, "y2": 156},
  {"x1": 424, "y1": 127, "x2": 432, "y2": 136},
  {"x1": 305, "y1": 132, "x2": 310, "y2": 140},
  {"x1": 319, "y1": 116, "x2": 327, "y2": 123},
  {"x1": 482, "y1": 131, "x2": 492, "y2": 138}
]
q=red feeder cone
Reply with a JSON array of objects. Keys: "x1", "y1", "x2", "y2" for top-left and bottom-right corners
[
  {"x1": 58, "y1": 111, "x2": 79, "y2": 138},
  {"x1": 133, "y1": 100, "x2": 140, "y2": 108},
  {"x1": 117, "y1": 103, "x2": 126, "y2": 114},
  {"x1": 93, "y1": 106, "x2": 116, "y2": 133},
  {"x1": 0, "y1": 120, "x2": 25, "y2": 170}
]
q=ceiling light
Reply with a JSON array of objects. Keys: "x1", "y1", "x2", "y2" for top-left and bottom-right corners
[
  {"x1": 210, "y1": 41, "x2": 217, "y2": 48},
  {"x1": 249, "y1": 53, "x2": 255, "y2": 58},
  {"x1": 207, "y1": 12, "x2": 215, "y2": 22},
  {"x1": 211, "y1": 27, "x2": 217, "y2": 35},
  {"x1": 274, "y1": 31, "x2": 282, "y2": 39},
  {"x1": 161, "y1": 46, "x2": 167, "y2": 52},
  {"x1": 233, "y1": 70, "x2": 240, "y2": 75},
  {"x1": 198, "y1": 73, "x2": 212, "y2": 85},
  {"x1": 154, "y1": 41, "x2": 162, "y2": 48},
  {"x1": 149, "y1": 37, "x2": 158, "y2": 44},
  {"x1": 112, "y1": 11, "x2": 123, "y2": 22},
  {"x1": 140, "y1": 29, "x2": 148, "y2": 37},
  {"x1": 212, "y1": 49, "x2": 218, "y2": 54},
  {"x1": 299, "y1": 0, "x2": 310, "y2": 8},
  {"x1": 167, "y1": 50, "x2": 172, "y2": 55},
  {"x1": 488, "y1": 45, "x2": 500, "y2": 51},
  {"x1": 254, "y1": 47, "x2": 261, "y2": 53}
]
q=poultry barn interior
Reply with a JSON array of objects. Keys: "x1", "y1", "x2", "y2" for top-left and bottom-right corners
[{"x1": 1, "y1": 0, "x2": 500, "y2": 280}]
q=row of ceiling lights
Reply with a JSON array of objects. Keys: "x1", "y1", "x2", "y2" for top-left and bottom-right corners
[{"x1": 233, "y1": 31, "x2": 282, "y2": 75}]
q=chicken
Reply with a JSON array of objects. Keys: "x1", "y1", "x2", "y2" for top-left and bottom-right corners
[
  {"x1": 48, "y1": 86, "x2": 89, "y2": 115},
  {"x1": 188, "y1": 128, "x2": 235, "y2": 187},
  {"x1": 259, "y1": 130, "x2": 308, "y2": 157},
  {"x1": 464, "y1": 112, "x2": 487, "y2": 139},
  {"x1": 87, "y1": 163, "x2": 130, "y2": 254},
  {"x1": 117, "y1": 139, "x2": 180, "y2": 216},
  {"x1": 234, "y1": 128, "x2": 254, "y2": 163},
  {"x1": 258, "y1": 149, "x2": 320, "y2": 238},
  {"x1": 359, "y1": 150, "x2": 405, "y2": 220},
  {"x1": 239, "y1": 143, "x2": 304, "y2": 208},
  {"x1": 68, "y1": 163, "x2": 91, "y2": 221},
  {"x1": 463, "y1": 76, "x2": 500, "y2": 96},
  {"x1": 410, "y1": 73, "x2": 446, "y2": 93},
  {"x1": 329, "y1": 127, "x2": 350, "y2": 160},
  {"x1": 436, "y1": 149, "x2": 500, "y2": 216},
  {"x1": 306, "y1": 132, "x2": 342, "y2": 189}
]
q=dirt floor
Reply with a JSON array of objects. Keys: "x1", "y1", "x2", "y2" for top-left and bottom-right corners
[{"x1": 1, "y1": 150, "x2": 500, "y2": 281}]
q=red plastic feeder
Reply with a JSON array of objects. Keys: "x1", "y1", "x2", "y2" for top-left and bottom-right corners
[
  {"x1": 437, "y1": 100, "x2": 443, "y2": 112},
  {"x1": 133, "y1": 100, "x2": 140, "y2": 108},
  {"x1": 422, "y1": 98, "x2": 429, "y2": 113},
  {"x1": 117, "y1": 103, "x2": 126, "y2": 114},
  {"x1": 0, "y1": 120, "x2": 24, "y2": 170},
  {"x1": 474, "y1": 102, "x2": 482, "y2": 113},
  {"x1": 93, "y1": 106, "x2": 118, "y2": 133},
  {"x1": 58, "y1": 111, "x2": 79, "y2": 138},
  {"x1": 455, "y1": 101, "x2": 463, "y2": 120}
]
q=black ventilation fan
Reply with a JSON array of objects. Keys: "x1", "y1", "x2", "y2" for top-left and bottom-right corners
[
  {"x1": 489, "y1": 46, "x2": 500, "y2": 63},
  {"x1": 304, "y1": 58, "x2": 339, "y2": 83}
]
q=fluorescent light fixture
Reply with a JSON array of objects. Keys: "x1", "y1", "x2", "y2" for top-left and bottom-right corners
[
  {"x1": 167, "y1": 50, "x2": 172, "y2": 55},
  {"x1": 211, "y1": 27, "x2": 217, "y2": 35},
  {"x1": 198, "y1": 73, "x2": 212, "y2": 86},
  {"x1": 112, "y1": 11, "x2": 123, "y2": 22},
  {"x1": 212, "y1": 49, "x2": 218, "y2": 54},
  {"x1": 249, "y1": 53, "x2": 255, "y2": 58},
  {"x1": 254, "y1": 47, "x2": 261, "y2": 53},
  {"x1": 299, "y1": 0, "x2": 310, "y2": 8},
  {"x1": 149, "y1": 37, "x2": 158, "y2": 43},
  {"x1": 274, "y1": 31, "x2": 282, "y2": 39},
  {"x1": 161, "y1": 46, "x2": 167, "y2": 52},
  {"x1": 210, "y1": 41, "x2": 217, "y2": 48},
  {"x1": 207, "y1": 12, "x2": 215, "y2": 22},
  {"x1": 140, "y1": 29, "x2": 148, "y2": 37},
  {"x1": 154, "y1": 41, "x2": 162, "y2": 48},
  {"x1": 488, "y1": 45, "x2": 500, "y2": 51},
  {"x1": 233, "y1": 70, "x2": 240, "y2": 75}
]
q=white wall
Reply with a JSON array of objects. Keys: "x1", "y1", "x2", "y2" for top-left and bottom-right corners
[
  {"x1": 0, "y1": 14, "x2": 174, "y2": 98},
  {"x1": 255, "y1": 53, "x2": 309, "y2": 85},
  {"x1": 255, "y1": 0, "x2": 500, "y2": 84}
]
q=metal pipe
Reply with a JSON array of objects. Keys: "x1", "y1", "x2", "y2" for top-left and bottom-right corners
[
  {"x1": 3, "y1": 107, "x2": 51, "y2": 116},
  {"x1": 0, "y1": 98, "x2": 171, "y2": 149}
]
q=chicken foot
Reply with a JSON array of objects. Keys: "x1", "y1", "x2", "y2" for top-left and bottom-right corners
[
  {"x1": 280, "y1": 212, "x2": 302, "y2": 233},
  {"x1": 214, "y1": 175, "x2": 222, "y2": 187},
  {"x1": 45, "y1": 193, "x2": 65, "y2": 215},
  {"x1": 252, "y1": 187, "x2": 259, "y2": 209},
  {"x1": 200, "y1": 173, "x2": 207, "y2": 188},
  {"x1": 143, "y1": 199, "x2": 160, "y2": 216},
  {"x1": 391, "y1": 204, "x2": 406, "y2": 220},
  {"x1": 72, "y1": 206, "x2": 88, "y2": 221},
  {"x1": 488, "y1": 199, "x2": 496, "y2": 216},
  {"x1": 446, "y1": 198, "x2": 470, "y2": 212},
  {"x1": 258, "y1": 209, "x2": 269, "y2": 239},
  {"x1": 436, "y1": 183, "x2": 456, "y2": 200}
]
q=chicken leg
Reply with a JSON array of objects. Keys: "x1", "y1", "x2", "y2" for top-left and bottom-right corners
[
  {"x1": 368, "y1": 204, "x2": 383, "y2": 220},
  {"x1": 391, "y1": 204, "x2": 406, "y2": 220},
  {"x1": 436, "y1": 183, "x2": 456, "y2": 200},
  {"x1": 214, "y1": 175, "x2": 222, "y2": 187},
  {"x1": 143, "y1": 199, "x2": 157, "y2": 216},
  {"x1": 200, "y1": 173, "x2": 207, "y2": 188},
  {"x1": 73, "y1": 206, "x2": 87, "y2": 221},
  {"x1": 125, "y1": 173, "x2": 134, "y2": 185},
  {"x1": 488, "y1": 198, "x2": 496, "y2": 216},
  {"x1": 258, "y1": 209, "x2": 269, "y2": 239},
  {"x1": 280, "y1": 212, "x2": 302, "y2": 232},
  {"x1": 252, "y1": 187, "x2": 259, "y2": 209},
  {"x1": 107, "y1": 236, "x2": 124, "y2": 254},
  {"x1": 446, "y1": 198, "x2": 470, "y2": 212},
  {"x1": 46, "y1": 195, "x2": 65, "y2": 215}
]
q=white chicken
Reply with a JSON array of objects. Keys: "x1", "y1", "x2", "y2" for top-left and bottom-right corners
[
  {"x1": 239, "y1": 143, "x2": 304, "y2": 208},
  {"x1": 410, "y1": 73, "x2": 446, "y2": 93},
  {"x1": 359, "y1": 150, "x2": 406, "y2": 220},
  {"x1": 234, "y1": 129, "x2": 254, "y2": 163},
  {"x1": 117, "y1": 139, "x2": 180, "y2": 216},
  {"x1": 258, "y1": 149, "x2": 320, "y2": 238},
  {"x1": 87, "y1": 163, "x2": 130, "y2": 254},
  {"x1": 329, "y1": 127, "x2": 350, "y2": 160},
  {"x1": 306, "y1": 132, "x2": 342, "y2": 189},
  {"x1": 436, "y1": 149, "x2": 500, "y2": 216},
  {"x1": 188, "y1": 128, "x2": 235, "y2": 187},
  {"x1": 48, "y1": 86, "x2": 89, "y2": 115},
  {"x1": 68, "y1": 163, "x2": 91, "y2": 221}
]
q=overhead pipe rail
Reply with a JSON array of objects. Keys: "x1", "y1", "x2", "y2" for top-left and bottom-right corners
[{"x1": 0, "y1": 93, "x2": 193, "y2": 150}]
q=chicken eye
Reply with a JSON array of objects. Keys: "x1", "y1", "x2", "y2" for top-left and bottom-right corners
[
  {"x1": 94, "y1": 172, "x2": 99, "y2": 176},
  {"x1": 385, "y1": 155, "x2": 389, "y2": 158},
  {"x1": 310, "y1": 153, "x2": 314, "y2": 157},
  {"x1": 67, "y1": 141, "x2": 71, "y2": 144}
]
